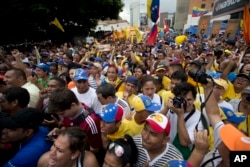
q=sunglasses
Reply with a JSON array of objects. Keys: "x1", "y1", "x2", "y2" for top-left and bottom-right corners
[{"x1": 108, "y1": 142, "x2": 124, "y2": 157}]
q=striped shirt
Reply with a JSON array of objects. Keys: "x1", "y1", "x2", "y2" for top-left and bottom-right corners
[
  {"x1": 116, "y1": 97, "x2": 131, "y2": 118},
  {"x1": 133, "y1": 135, "x2": 183, "y2": 167}
]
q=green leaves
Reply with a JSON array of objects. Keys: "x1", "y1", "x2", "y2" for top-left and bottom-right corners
[{"x1": 0, "y1": 0, "x2": 124, "y2": 44}]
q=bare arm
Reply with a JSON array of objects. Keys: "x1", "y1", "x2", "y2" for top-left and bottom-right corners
[
  {"x1": 221, "y1": 56, "x2": 238, "y2": 80},
  {"x1": 177, "y1": 113, "x2": 192, "y2": 146},
  {"x1": 12, "y1": 49, "x2": 32, "y2": 77},
  {"x1": 203, "y1": 79, "x2": 221, "y2": 128},
  {"x1": 188, "y1": 130, "x2": 209, "y2": 167},
  {"x1": 84, "y1": 151, "x2": 100, "y2": 167},
  {"x1": 168, "y1": 101, "x2": 191, "y2": 146},
  {"x1": 37, "y1": 152, "x2": 49, "y2": 167}
]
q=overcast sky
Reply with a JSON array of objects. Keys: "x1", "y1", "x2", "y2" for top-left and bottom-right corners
[{"x1": 120, "y1": 0, "x2": 177, "y2": 21}]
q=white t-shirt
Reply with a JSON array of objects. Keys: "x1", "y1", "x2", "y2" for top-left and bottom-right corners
[
  {"x1": 71, "y1": 87, "x2": 102, "y2": 113},
  {"x1": 167, "y1": 108, "x2": 203, "y2": 147},
  {"x1": 21, "y1": 82, "x2": 40, "y2": 108}
]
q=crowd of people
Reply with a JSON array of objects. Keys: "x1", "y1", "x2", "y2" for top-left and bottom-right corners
[{"x1": 0, "y1": 35, "x2": 249, "y2": 167}]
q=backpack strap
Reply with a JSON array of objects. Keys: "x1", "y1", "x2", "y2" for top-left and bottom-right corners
[
  {"x1": 200, "y1": 155, "x2": 221, "y2": 167},
  {"x1": 115, "y1": 80, "x2": 123, "y2": 91},
  {"x1": 74, "y1": 108, "x2": 94, "y2": 127}
]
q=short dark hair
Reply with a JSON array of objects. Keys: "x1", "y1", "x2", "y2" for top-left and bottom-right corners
[
  {"x1": 65, "y1": 51, "x2": 73, "y2": 61},
  {"x1": 135, "y1": 65, "x2": 147, "y2": 74},
  {"x1": 50, "y1": 77, "x2": 67, "y2": 87},
  {"x1": 3, "y1": 87, "x2": 30, "y2": 108},
  {"x1": 141, "y1": 75, "x2": 156, "y2": 87},
  {"x1": 171, "y1": 70, "x2": 188, "y2": 82},
  {"x1": 8, "y1": 68, "x2": 27, "y2": 80},
  {"x1": 172, "y1": 82, "x2": 197, "y2": 98},
  {"x1": 48, "y1": 88, "x2": 79, "y2": 113},
  {"x1": 57, "y1": 127, "x2": 88, "y2": 152},
  {"x1": 96, "y1": 83, "x2": 116, "y2": 99}
]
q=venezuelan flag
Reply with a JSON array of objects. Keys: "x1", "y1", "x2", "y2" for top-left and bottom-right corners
[
  {"x1": 147, "y1": 24, "x2": 158, "y2": 45},
  {"x1": 147, "y1": 0, "x2": 160, "y2": 23},
  {"x1": 192, "y1": 7, "x2": 208, "y2": 17}
]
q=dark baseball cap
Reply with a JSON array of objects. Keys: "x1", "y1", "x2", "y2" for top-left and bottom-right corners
[{"x1": 0, "y1": 108, "x2": 44, "y2": 129}]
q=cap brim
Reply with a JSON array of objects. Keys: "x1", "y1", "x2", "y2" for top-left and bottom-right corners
[
  {"x1": 145, "y1": 103, "x2": 161, "y2": 112},
  {"x1": 219, "y1": 124, "x2": 243, "y2": 150},
  {"x1": 74, "y1": 76, "x2": 88, "y2": 81},
  {"x1": 156, "y1": 68, "x2": 165, "y2": 72},
  {"x1": 97, "y1": 113, "x2": 114, "y2": 123},
  {"x1": 0, "y1": 117, "x2": 19, "y2": 129},
  {"x1": 228, "y1": 115, "x2": 246, "y2": 123},
  {"x1": 237, "y1": 74, "x2": 250, "y2": 81}
]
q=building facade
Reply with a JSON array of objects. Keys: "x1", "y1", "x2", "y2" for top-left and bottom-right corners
[{"x1": 174, "y1": 0, "x2": 190, "y2": 31}]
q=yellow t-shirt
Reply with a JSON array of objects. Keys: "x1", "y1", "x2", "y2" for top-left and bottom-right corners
[
  {"x1": 222, "y1": 82, "x2": 241, "y2": 102},
  {"x1": 162, "y1": 76, "x2": 171, "y2": 90},
  {"x1": 121, "y1": 56, "x2": 142, "y2": 66},
  {"x1": 107, "y1": 120, "x2": 134, "y2": 140},
  {"x1": 116, "y1": 92, "x2": 136, "y2": 108},
  {"x1": 152, "y1": 74, "x2": 171, "y2": 90},
  {"x1": 157, "y1": 89, "x2": 168, "y2": 107},
  {"x1": 122, "y1": 115, "x2": 144, "y2": 137},
  {"x1": 238, "y1": 115, "x2": 250, "y2": 136}
]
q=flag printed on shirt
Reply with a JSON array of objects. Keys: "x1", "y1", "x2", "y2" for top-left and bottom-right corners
[
  {"x1": 147, "y1": 0, "x2": 160, "y2": 23},
  {"x1": 192, "y1": 7, "x2": 209, "y2": 17}
]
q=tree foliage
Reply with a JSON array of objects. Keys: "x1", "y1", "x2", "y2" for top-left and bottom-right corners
[{"x1": 0, "y1": 0, "x2": 124, "y2": 44}]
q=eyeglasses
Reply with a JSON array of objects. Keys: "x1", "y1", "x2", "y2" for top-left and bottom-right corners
[
  {"x1": 236, "y1": 77, "x2": 249, "y2": 82},
  {"x1": 108, "y1": 142, "x2": 124, "y2": 157}
]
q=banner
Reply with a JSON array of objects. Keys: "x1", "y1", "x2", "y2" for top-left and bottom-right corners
[
  {"x1": 198, "y1": 15, "x2": 211, "y2": 36},
  {"x1": 224, "y1": 19, "x2": 240, "y2": 39},
  {"x1": 192, "y1": 6, "x2": 209, "y2": 17},
  {"x1": 96, "y1": 44, "x2": 111, "y2": 52},
  {"x1": 210, "y1": 20, "x2": 223, "y2": 37}
]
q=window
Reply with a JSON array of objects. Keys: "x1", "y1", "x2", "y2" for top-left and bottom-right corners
[
  {"x1": 211, "y1": 3, "x2": 214, "y2": 8},
  {"x1": 201, "y1": 4, "x2": 206, "y2": 8}
]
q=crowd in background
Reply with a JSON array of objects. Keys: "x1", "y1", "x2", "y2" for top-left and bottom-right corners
[{"x1": 0, "y1": 33, "x2": 249, "y2": 167}]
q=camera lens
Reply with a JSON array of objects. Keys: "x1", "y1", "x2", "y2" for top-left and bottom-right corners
[{"x1": 246, "y1": 95, "x2": 250, "y2": 102}]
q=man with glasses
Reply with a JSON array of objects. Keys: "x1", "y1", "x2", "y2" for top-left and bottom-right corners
[
  {"x1": 229, "y1": 86, "x2": 250, "y2": 136},
  {"x1": 222, "y1": 73, "x2": 250, "y2": 102}
]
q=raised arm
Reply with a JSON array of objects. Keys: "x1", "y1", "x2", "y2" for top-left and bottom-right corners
[{"x1": 203, "y1": 79, "x2": 221, "y2": 128}]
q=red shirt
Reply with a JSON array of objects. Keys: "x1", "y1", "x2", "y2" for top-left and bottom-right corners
[{"x1": 62, "y1": 105, "x2": 102, "y2": 149}]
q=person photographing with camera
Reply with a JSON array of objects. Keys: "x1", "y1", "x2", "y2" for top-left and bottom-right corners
[{"x1": 166, "y1": 82, "x2": 204, "y2": 160}]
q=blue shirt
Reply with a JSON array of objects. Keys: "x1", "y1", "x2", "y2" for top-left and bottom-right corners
[{"x1": 3, "y1": 126, "x2": 52, "y2": 167}]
